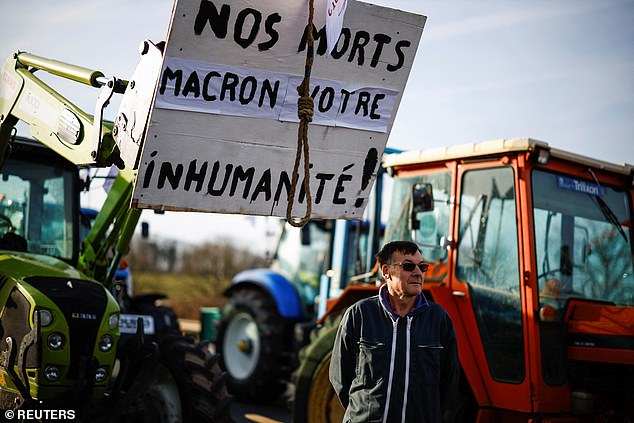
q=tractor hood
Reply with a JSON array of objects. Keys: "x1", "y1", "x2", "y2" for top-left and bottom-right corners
[{"x1": 0, "y1": 250, "x2": 88, "y2": 281}]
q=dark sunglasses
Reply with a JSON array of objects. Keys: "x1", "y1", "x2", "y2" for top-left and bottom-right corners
[{"x1": 390, "y1": 262, "x2": 429, "y2": 272}]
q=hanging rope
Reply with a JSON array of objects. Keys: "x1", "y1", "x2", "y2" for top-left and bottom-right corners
[{"x1": 286, "y1": 0, "x2": 315, "y2": 228}]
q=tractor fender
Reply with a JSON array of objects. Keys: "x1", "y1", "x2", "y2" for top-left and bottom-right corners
[{"x1": 227, "y1": 269, "x2": 303, "y2": 319}]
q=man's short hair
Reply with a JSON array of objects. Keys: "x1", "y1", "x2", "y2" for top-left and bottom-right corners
[{"x1": 375, "y1": 241, "x2": 421, "y2": 265}]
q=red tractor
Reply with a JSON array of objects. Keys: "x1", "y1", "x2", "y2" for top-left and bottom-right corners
[{"x1": 293, "y1": 138, "x2": 634, "y2": 422}]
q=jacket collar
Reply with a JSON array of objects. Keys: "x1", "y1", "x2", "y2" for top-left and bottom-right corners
[{"x1": 378, "y1": 283, "x2": 429, "y2": 318}]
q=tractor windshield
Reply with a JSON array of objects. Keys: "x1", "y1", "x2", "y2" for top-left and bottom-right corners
[
  {"x1": 533, "y1": 169, "x2": 634, "y2": 307},
  {"x1": 271, "y1": 221, "x2": 333, "y2": 306},
  {"x1": 0, "y1": 156, "x2": 77, "y2": 261},
  {"x1": 383, "y1": 171, "x2": 452, "y2": 279}
]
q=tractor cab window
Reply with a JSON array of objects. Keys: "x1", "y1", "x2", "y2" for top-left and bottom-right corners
[
  {"x1": 271, "y1": 220, "x2": 333, "y2": 306},
  {"x1": 533, "y1": 170, "x2": 634, "y2": 384},
  {"x1": 343, "y1": 220, "x2": 372, "y2": 283},
  {"x1": 456, "y1": 166, "x2": 524, "y2": 383},
  {"x1": 383, "y1": 171, "x2": 451, "y2": 278},
  {"x1": 533, "y1": 170, "x2": 634, "y2": 307},
  {"x1": 0, "y1": 158, "x2": 76, "y2": 261}
]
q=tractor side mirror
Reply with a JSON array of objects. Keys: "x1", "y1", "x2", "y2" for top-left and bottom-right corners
[{"x1": 410, "y1": 183, "x2": 434, "y2": 230}]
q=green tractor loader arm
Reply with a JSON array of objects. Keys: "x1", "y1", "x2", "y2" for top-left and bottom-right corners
[
  {"x1": 0, "y1": 51, "x2": 138, "y2": 287},
  {"x1": 0, "y1": 51, "x2": 126, "y2": 169},
  {"x1": 78, "y1": 167, "x2": 141, "y2": 286}
]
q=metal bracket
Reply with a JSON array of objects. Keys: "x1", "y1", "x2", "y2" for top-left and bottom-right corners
[
  {"x1": 114, "y1": 40, "x2": 164, "y2": 169},
  {"x1": 92, "y1": 77, "x2": 117, "y2": 162}
]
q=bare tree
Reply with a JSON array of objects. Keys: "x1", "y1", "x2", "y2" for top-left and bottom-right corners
[{"x1": 128, "y1": 236, "x2": 267, "y2": 276}]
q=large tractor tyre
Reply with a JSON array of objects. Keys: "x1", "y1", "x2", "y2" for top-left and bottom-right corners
[
  {"x1": 159, "y1": 335, "x2": 233, "y2": 422},
  {"x1": 292, "y1": 316, "x2": 344, "y2": 423},
  {"x1": 114, "y1": 362, "x2": 184, "y2": 423},
  {"x1": 217, "y1": 288, "x2": 288, "y2": 403},
  {"x1": 116, "y1": 334, "x2": 232, "y2": 423}
]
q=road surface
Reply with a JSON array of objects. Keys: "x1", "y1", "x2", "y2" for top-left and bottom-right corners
[{"x1": 231, "y1": 401, "x2": 291, "y2": 423}]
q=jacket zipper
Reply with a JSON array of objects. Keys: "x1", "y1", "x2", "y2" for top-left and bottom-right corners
[
  {"x1": 382, "y1": 317, "x2": 398, "y2": 423},
  {"x1": 400, "y1": 316, "x2": 413, "y2": 423}
]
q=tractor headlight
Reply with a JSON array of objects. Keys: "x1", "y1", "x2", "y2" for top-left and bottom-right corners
[
  {"x1": 44, "y1": 365, "x2": 61, "y2": 382},
  {"x1": 47, "y1": 332, "x2": 65, "y2": 350},
  {"x1": 95, "y1": 367, "x2": 108, "y2": 383},
  {"x1": 39, "y1": 309, "x2": 53, "y2": 327},
  {"x1": 99, "y1": 334, "x2": 114, "y2": 352},
  {"x1": 108, "y1": 313, "x2": 119, "y2": 330}
]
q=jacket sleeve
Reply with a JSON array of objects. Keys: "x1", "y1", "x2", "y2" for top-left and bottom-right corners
[
  {"x1": 440, "y1": 312, "x2": 460, "y2": 414},
  {"x1": 329, "y1": 307, "x2": 356, "y2": 409}
]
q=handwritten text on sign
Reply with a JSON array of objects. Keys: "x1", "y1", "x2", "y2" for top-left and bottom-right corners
[
  {"x1": 156, "y1": 57, "x2": 397, "y2": 133},
  {"x1": 133, "y1": 0, "x2": 426, "y2": 219}
]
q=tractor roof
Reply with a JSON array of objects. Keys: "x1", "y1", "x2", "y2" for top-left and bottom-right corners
[{"x1": 383, "y1": 137, "x2": 633, "y2": 176}]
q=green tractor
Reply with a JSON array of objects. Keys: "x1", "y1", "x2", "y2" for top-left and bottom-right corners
[
  {"x1": 0, "y1": 138, "x2": 121, "y2": 411},
  {"x1": 0, "y1": 46, "x2": 231, "y2": 422}
]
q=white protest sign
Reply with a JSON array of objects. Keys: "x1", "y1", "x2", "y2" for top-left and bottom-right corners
[{"x1": 133, "y1": 0, "x2": 426, "y2": 220}]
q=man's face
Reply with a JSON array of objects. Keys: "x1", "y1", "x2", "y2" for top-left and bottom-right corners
[{"x1": 382, "y1": 250, "x2": 426, "y2": 299}]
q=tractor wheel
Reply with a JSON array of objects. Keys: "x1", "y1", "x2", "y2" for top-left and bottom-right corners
[
  {"x1": 292, "y1": 315, "x2": 344, "y2": 423},
  {"x1": 115, "y1": 361, "x2": 182, "y2": 423},
  {"x1": 116, "y1": 334, "x2": 232, "y2": 423},
  {"x1": 159, "y1": 335, "x2": 232, "y2": 422},
  {"x1": 217, "y1": 288, "x2": 288, "y2": 403}
]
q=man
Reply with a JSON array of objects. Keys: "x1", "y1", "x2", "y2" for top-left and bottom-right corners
[{"x1": 329, "y1": 240, "x2": 459, "y2": 423}]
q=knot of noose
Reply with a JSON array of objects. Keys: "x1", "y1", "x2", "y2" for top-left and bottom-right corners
[{"x1": 286, "y1": 0, "x2": 315, "y2": 228}]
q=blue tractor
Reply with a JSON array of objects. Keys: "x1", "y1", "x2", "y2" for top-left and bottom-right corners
[{"x1": 216, "y1": 153, "x2": 394, "y2": 402}]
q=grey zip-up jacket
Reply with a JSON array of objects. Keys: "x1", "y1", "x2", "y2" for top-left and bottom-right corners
[{"x1": 329, "y1": 284, "x2": 459, "y2": 423}]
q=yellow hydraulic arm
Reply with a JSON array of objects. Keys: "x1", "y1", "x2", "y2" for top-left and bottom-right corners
[{"x1": 0, "y1": 51, "x2": 128, "y2": 169}]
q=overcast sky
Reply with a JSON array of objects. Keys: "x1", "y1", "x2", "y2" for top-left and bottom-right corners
[{"x1": 2, "y1": 0, "x2": 632, "y2": 251}]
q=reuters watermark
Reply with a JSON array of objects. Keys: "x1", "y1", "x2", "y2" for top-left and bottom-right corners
[{"x1": 4, "y1": 409, "x2": 76, "y2": 420}]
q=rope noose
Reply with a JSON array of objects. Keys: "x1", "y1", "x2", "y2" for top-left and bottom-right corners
[{"x1": 286, "y1": 0, "x2": 315, "y2": 228}]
